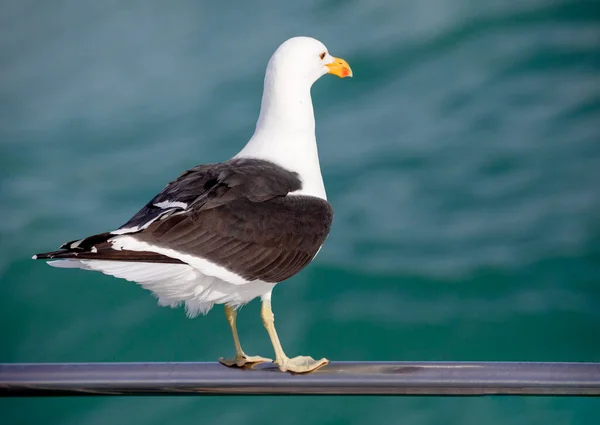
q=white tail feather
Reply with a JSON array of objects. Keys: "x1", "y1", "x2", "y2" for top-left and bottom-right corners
[{"x1": 45, "y1": 259, "x2": 276, "y2": 317}]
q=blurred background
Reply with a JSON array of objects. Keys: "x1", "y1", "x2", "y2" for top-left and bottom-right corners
[{"x1": 1, "y1": 0, "x2": 599, "y2": 423}]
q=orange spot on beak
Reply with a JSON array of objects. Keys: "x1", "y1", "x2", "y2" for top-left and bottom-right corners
[{"x1": 326, "y1": 57, "x2": 353, "y2": 78}]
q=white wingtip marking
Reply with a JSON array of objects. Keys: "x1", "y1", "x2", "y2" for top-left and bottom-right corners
[
  {"x1": 70, "y1": 239, "x2": 83, "y2": 249},
  {"x1": 111, "y1": 226, "x2": 140, "y2": 235},
  {"x1": 32, "y1": 255, "x2": 37, "y2": 260},
  {"x1": 110, "y1": 212, "x2": 165, "y2": 236},
  {"x1": 154, "y1": 200, "x2": 188, "y2": 210}
]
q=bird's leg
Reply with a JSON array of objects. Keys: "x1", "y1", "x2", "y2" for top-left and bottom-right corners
[
  {"x1": 219, "y1": 304, "x2": 272, "y2": 368},
  {"x1": 260, "y1": 297, "x2": 329, "y2": 373}
]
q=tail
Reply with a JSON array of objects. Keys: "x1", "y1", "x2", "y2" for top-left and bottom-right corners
[{"x1": 33, "y1": 231, "x2": 182, "y2": 264}]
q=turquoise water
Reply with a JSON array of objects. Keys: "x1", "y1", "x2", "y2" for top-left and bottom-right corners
[{"x1": 1, "y1": 0, "x2": 599, "y2": 423}]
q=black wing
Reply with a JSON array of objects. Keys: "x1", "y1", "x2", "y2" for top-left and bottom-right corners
[
  {"x1": 118, "y1": 158, "x2": 304, "y2": 232},
  {"x1": 36, "y1": 158, "x2": 334, "y2": 283}
]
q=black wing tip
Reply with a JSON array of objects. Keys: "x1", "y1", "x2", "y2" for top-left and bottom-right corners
[
  {"x1": 32, "y1": 250, "x2": 70, "y2": 260},
  {"x1": 32, "y1": 232, "x2": 115, "y2": 261},
  {"x1": 32, "y1": 247, "x2": 185, "y2": 264}
]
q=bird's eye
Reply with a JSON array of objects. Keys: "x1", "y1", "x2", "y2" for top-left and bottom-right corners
[{"x1": 319, "y1": 52, "x2": 326, "y2": 60}]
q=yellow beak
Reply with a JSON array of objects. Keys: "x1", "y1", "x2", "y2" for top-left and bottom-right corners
[{"x1": 326, "y1": 57, "x2": 353, "y2": 78}]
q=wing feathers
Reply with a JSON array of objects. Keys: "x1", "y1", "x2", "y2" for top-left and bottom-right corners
[{"x1": 35, "y1": 159, "x2": 333, "y2": 285}]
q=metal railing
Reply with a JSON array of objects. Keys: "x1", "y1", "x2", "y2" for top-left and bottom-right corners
[{"x1": 2, "y1": 361, "x2": 599, "y2": 396}]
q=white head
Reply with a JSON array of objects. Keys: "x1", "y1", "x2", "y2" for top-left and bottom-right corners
[
  {"x1": 254, "y1": 36, "x2": 353, "y2": 132},
  {"x1": 265, "y1": 36, "x2": 352, "y2": 86}
]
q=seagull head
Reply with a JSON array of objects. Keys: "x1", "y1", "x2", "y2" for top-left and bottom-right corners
[{"x1": 266, "y1": 36, "x2": 353, "y2": 87}]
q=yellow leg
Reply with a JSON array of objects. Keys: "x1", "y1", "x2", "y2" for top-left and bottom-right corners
[
  {"x1": 261, "y1": 298, "x2": 329, "y2": 373},
  {"x1": 219, "y1": 304, "x2": 272, "y2": 368}
]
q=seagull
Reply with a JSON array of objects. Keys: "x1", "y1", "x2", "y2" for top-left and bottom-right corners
[{"x1": 33, "y1": 36, "x2": 352, "y2": 374}]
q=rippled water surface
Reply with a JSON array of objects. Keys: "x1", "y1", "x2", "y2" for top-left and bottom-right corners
[{"x1": 1, "y1": 1, "x2": 599, "y2": 424}]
